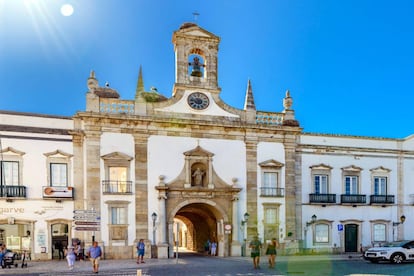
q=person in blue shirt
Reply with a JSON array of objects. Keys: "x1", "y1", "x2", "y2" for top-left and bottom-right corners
[
  {"x1": 136, "y1": 239, "x2": 145, "y2": 264},
  {"x1": 87, "y1": 241, "x2": 102, "y2": 273},
  {"x1": 0, "y1": 243, "x2": 5, "y2": 268}
]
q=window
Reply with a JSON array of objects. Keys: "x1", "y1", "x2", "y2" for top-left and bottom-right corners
[
  {"x1": 44, "y1": 150, "x2": 72, "y2": 189},
  {"x1": 0, "y1": 161, "x2": 19, "y2": 185},
  {"x1": 314, "y1": 175, "x2": 328, "y2": 194},
  {"x1": 264, "y1": 172, "x2": 278, "y2": 188},
  {"x1": 310, "y1": 164, "x2": 332, "y2": 196},
  {"x1": 106, "y1": 200, "x2": 130, "y2": 242},
  {"x1": 110, "y1": 207, "x2": 127, "y2": 225},
  {"x1": 315, "y1": 224, "x2": 329, "y2": 243},
  {"x1": 102, "y1": 152, "x2": 133, "y2": 194},
  {"x1": 373, "y1": 176, "x2": 387, "y2": 195},
  {"x1": 373, "y1": 224, "x2": 386, "y2": 242},
  {"x1": 345, "y1": 176, "x2": 358, "y2": 194},
  {"x1": 50, "y1": 163, "x2": 68, "y2": 187},
  {"x1": 264, "y1": 208, "x2": 277, "y2": 224},
  {"x1": 259, "y1": 159, "x2": 284, "y2": 197}
]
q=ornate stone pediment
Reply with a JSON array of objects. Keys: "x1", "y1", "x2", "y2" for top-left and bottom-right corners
[
  {"x1": 259, "y1": 159, "x2": 284, "y2": 168},
  {"x1": 184, "y1": 146, "x2": 214, "y2": 157},
  {"x1": 341, "y1": 165, "x2": 363, "y2": 172},
  {"x1": 175, "y1": 23, "x2": 220, "y2": 40},
  {"x1": 0, "y1": 147, "x2": 25, "y2": 156},
  {"x1": 101, "y1": 151, "x2": 133, "y2": 161},
  {"x1": 44, "y1": 149, "x2": 73, "y2": 158},
  {"x1": 370, "y1": 166, "x2": 391, "y2": 173},
  {"x1": 309, "y1": 163, "x2": 332, "y2": 170}
]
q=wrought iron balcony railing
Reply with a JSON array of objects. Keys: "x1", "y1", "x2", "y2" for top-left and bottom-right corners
[
  {"x1": 260, "y1": 187, "x2": 284, "y2": 197},
  {"x1": 340, "y1": 194, "x2": 366, "y2": 204},
  {"x1": 309, "y1": 193, "x2": 336, "y2": 204},
  {"x1": 0, "y1": 185, "x2": 27, "y2": 198},
  {"x1": 102, "y1": 180, "x2": 132, "y2": 194},
  {"x1": 370, "y1": 195, "x2": 395, "y2": 204}
]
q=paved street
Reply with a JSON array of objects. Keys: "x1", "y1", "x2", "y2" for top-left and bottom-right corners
[{"x1": 1, "y1": 253, "x2": 414, "y2": 276}]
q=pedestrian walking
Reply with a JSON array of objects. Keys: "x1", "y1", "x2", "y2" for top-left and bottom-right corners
[
  {"x1": 65, "y1": 245, "x2": 76, "y2": 270},
  {"x1": 55, "y1": 240, "x2": 64, "y2": 260},
  {"x1": 249, "y1": 235, "x2": 262, "y2": 269},
  {"x1": 87, "y1": 241, "x2": 102, "y2": 273},
  {"x1": 210, "y1": 241, "x2": 217, "y2": 256},
  {"x1": 204, "y1": 239, "x2": 211, "y2": 255},
  {"x1": 136, "y1": 239, "x2": 145, "y2": 264},
  {"x1": 265, "y1": 238, "x2": 279, "y2": 268}
]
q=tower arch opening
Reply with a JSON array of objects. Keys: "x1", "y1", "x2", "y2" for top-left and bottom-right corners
[{"x1": 170, "y1": 202, "x2": 228, "y2": 257}]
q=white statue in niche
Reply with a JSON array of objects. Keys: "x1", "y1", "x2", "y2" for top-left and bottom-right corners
[{"x1": 192, "y1": 168, "x2": 205, "y2": 186}]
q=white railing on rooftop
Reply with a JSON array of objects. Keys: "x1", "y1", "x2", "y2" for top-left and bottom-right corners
[
  {"x1": 100, "y1": 99, "x2": 135, "y2": 114},
  {"x1": 256, "y1": 112, "x2": 284, "y2": 125}
]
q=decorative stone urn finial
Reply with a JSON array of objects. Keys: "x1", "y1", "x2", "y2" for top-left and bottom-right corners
[{"x1": 283, "y1": 89, "x2": 293, "y2": 110}]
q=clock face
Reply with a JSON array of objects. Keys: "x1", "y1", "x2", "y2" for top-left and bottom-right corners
[{"x1": 187, "y1": 92, "x2": 210, "y2": 110}]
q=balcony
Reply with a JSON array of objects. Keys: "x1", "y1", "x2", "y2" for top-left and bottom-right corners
[
  {"x1": 340, "y1": 194, "x2": 366, "y2": 204},
  {"x1": 260, "y1": 187, "x2": 284, "y2": 197},
  {"x1": 0, "y1": 185, "x2": 27, "y2": 198},
  {"x1": 102, "y1": 180, "x2": 132, "y2": 194},
  {"x1": 370, "y1": 195, "x2": 395, "y2": 205},
  {"x1": 309, "y1": 193, "x2": 336, "y2": 204}
]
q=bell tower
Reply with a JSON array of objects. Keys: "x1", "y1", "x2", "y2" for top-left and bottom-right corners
[{"x1": 172, "y1": 23, "x2": 221, "y2": 96}]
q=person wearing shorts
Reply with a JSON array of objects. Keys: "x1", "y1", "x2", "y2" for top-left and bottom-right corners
[
  {"x1": 249, "y1": 235, "x2": 262, "y2": 269},
  {"x1": 136, "y1": 239, "x2": 145, "y2": 264},
  {"x1": 87, "y1": 241, "x2": 102, "y2": 273}
]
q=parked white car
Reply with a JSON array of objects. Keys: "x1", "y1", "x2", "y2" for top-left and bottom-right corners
[{"x1": 364, "y1": 240, "x2": 414, "y2": 264}]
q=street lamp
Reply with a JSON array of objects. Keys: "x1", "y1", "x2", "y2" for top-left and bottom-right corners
[
  {"x1": 306, "y1": 214, "x2": 317, "y2": 226},
  {"x1": 392, "y1": 215, "x2": 406, "y2": 241},
  {"x1": 304, "y1": 214, "x2": 317, "y2": 251},
  {"x1": 151, "y1": 212, "x2": 157, "y2": 258},
  {"x1": 151, "y1": 212, "x2": 157, "y2": 245},
  {"x1": 393, "y1": 215, "x2": 406, "y2": 226},
  {"x1": 241, "y1": 212, "x2": 249, "y2": 256}
]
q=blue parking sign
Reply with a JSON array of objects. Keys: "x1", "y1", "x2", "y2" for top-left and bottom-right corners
[{"x1": 337, "y1": 224, "x2": 343, "y2": 231}]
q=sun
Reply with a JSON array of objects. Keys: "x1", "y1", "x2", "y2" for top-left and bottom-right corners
[{"x1": 60, "y1": 4, "x2": 74, "y2": 16}]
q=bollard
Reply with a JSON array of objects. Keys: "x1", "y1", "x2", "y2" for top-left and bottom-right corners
[{"x1": 137, "y1": 269, "x2": 142, "y2": 276}]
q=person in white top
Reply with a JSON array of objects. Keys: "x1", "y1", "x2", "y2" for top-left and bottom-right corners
[
  {"x1": 210, "y1": 241, "x2": 217, "y2": 256},
  {"x1": 65, "y1": 245, "x2": 76, "y2": 270}
]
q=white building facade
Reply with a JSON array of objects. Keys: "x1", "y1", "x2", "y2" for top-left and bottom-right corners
[{"x1": 0, "y1": 23, "x2": 413, "y2": 260}]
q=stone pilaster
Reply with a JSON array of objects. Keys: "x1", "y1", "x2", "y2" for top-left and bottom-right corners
[
  {"x1": 231, "y1": 194, "x2": 241, "y2": 256},
  {"x1": 245, "y1": 138, "x2": 258, "y2": 240},
  {"x1": 133, "y1": 133, "x2": 149, "y2": 241},
  {"x1": 284, "y1": 135, "x2": 299, "y2": 242},
  {"x1": 156, "y1": 175, "x2": 169, "y2": 258},
  {"x1": 83, "y1": 129, "x2": 101, "y2": 241},
  {"x1": 70, "y1": 126, "x2": 85, "y2": 212}
]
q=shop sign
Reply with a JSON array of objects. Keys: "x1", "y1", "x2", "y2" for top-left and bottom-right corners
[
  {"x1": 0, "y1": 207, "x2": 24, "y2": 215},
  {"x1": 73, "y1": 215, "x2": 100, "y2": 221},
  {"x1": 73, "y1": 210, "x2": 97, "y2": 214},
  {"x1": 74, "y1": 221, "x2": 100, "y2": 226},
  {"x1": 74, "y1": 227, "x2": 100, "y2": 231},
  {"x1": 42, "y1": 186, "x2": 73, "y2": 198}
]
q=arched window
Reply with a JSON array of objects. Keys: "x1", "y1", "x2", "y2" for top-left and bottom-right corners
[
  {"x1": 188, "y1": 51, "x2": 205, "y2": 77},
  {"x1": 315, "y1": 223, "x2": 329, "y2": 243}
]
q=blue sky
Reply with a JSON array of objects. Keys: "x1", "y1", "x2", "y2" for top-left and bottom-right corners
[{"x1": 0, "y1": 0, "x2": 413, "y2": 139}]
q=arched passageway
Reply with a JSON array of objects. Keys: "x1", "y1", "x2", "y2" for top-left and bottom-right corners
[{"x1": 171, "y1": 202, "x2": 226, "y2": 256}]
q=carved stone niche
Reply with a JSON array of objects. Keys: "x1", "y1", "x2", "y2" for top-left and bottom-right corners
[{"x1": 183, "y1": 146, "x2": 214, "y2": 189}]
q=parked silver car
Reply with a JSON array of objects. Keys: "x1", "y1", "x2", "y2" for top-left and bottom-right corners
[{"x1": 364, "y1": 240, "x2": 414, "y2": 264}]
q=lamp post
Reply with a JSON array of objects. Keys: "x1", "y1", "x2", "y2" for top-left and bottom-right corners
[
  {"x1": 304, "y1": 214, "x2": 317, "y2": 251},
  {"x1": 241, "y1": 212, "x2": 249, "y2": 257},
  {"x1": 151, "y1": 212, "x2": 157, "y2": 258},
  {"x1": 306, "y1": 214, "x2": 317, "y2": 227},
  {"x1": 392, "y1": 215, "x2": 406, "y2": 241}
]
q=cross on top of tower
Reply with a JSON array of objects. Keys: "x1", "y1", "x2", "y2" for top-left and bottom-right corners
[{"x1": 193, "y1": 11, "x2": 200, "y2": 22}]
